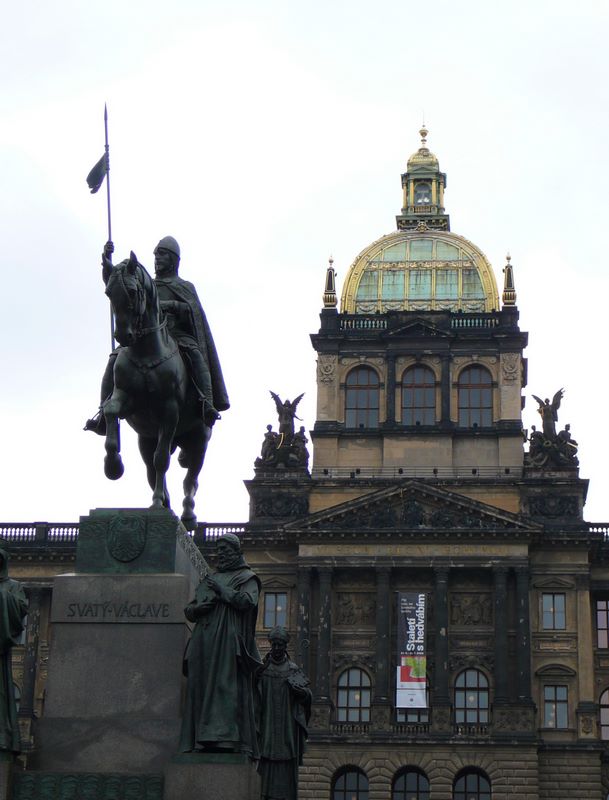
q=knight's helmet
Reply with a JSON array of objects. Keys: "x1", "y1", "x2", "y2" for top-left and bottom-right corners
[{"x1": 155, "y1": 236, "x2": 181, "y2": 260}]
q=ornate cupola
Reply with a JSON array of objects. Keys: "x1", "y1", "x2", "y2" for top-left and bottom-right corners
[{"x1": 396, "y1": 127, "x2": 450, "y2": 232}]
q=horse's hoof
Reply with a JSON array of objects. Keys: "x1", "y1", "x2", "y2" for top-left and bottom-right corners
[
  {"x1": 181, "y1": 513, "x2": 197, "y2": 531},
  {"x1": 104, "y1": 455, "x2": 124, "y2": 480}
]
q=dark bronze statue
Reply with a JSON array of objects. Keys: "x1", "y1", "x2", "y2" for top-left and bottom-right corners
[
  {"x1": 0, "y1": 543, "x2": 28, "y2": 753},
  {"x1": 532, "y1": 389, "x2": 563, "y2": 440},
  {"x1": 270, "y1": 392, "x2": 304, "y2": 439},
  {"x1": 180, "y1": 534, "x2": 262, "y2": 756},
  {"x1": 255, "y1": 394, "x2": 309, "y2": 471},
  {"x1": 85, "y1": 239, "x2": 229, "y2": 528},
  {"x1": 526, "y1": 390, "x2": 578, "y2": 468},
  {"x1": 256, "y1": 627, "x2": 311, "y2": 800}
]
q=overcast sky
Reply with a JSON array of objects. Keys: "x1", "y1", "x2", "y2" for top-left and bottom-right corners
[{"x1": 1, "y1": 0, "x2": 608, "y2": 525}]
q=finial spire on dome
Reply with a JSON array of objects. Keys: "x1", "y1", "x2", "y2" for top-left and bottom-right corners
[
  {"x1": 323, "y1": 255, "x2": 337, "y2": 309},
  {"x1": 502, "y1": 252, "x2": 517, "y2": 306},
  {"x1": 419, "y1": 125, "x2": 428, "y2": 148}
]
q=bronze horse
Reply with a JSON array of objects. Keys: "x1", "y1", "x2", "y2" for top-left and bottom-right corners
[{"x1": 102, "y1": 252, "x2": 211, "y2": 529}]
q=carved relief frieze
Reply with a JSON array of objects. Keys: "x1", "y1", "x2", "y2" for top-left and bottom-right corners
[
  {"x1": 493, "y1": 706, "x2": 535, "y2": 732},
  {"x1": 501, "y1": 353, "x2": 520, "y2": 384},
  {"x1": 528, "y1": 496, "x2": 579, "y2": 518},
  {"x1": 317, "y1": 354, "x2": 337, "y2": 384},
  {"x1": 534, "y1": 636, "x2": 576, "y2": 652},
  {"x1": 450, "y1": 593, "x2": 493, "y2": 626},
  {"x1": 333, "y1": 652, "x2": 375, "y2": 672},
  {"x1": 449, "y1": 652, "x2": 494, "y2": 673},
  {"x1": 335, "y1": 593, "x2": 376, "y2": 626}
]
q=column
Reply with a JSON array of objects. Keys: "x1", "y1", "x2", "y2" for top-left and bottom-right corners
[
  {"x1": 433, "y1": 568, "x2": 450, "y2": 704},
  {"x1": 315, "y1": 567, "x2": 333, "y2": 700},
  {"x1": 493, "y1": 567, "x2": 509, "y2": 704},
  {"x1": 576, "y1": 573, "x2": 597, "y2": 738},
  {"x1": 440, "y1": 355, "x2": 451, "y2": 424},
  {"x1": 296, "y1": 567, "x2": 312, "y2": 675},
  {"x1": 386, "y1": 355, "x2": 396, "y2": 424},
  {"x1": 374, "y1": 567, "x2": 391, "y2": 702},
  {"x1": 515, "y1": 566, "x2": 532, "y2": 701}
]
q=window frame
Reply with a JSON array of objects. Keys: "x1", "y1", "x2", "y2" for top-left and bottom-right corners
[
  {"x1": 262, "y1": 591, "x2": 288, "y2": 629},
  {"x1": 541, "y1": 592, "x2": 566, "y2": 630},
  {"x1": 543, "y1": 684, "x2": 569, "y2": 729},
  {"x1": 401, "y1": 365, "x2": 436, "y2": 426},
  {"x1": 344, "y1": 367, "x2": 380, "y2": 429},
  {"x1": 392, "y1": 768, "x2": 430, "y2": 800},
  {"x1": 332, "y1": 768, "x2": 369, "y2": 800},
  {"x1": 457, "y1": 366, "x2": 493, "y2": 428},
  {"x1": 600, "y1": 688, "x2": 609, "y2": 740},
  {"x1": 336, "y1": 667, "x2": 372, "y2": 723},
  {"x1": 453, "y1": 770, "x2": 491, "y2": 800},
  {"x1": 454, "y1": 668, "x2": 490, "y2": 725},
  {"x1": 597, "y1": 599, "x2": 609, "y2": 648}
]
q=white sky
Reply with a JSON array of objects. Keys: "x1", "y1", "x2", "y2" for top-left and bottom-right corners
[{"x1": 1, "y1": 0, "x2": 608, "y2": 524}]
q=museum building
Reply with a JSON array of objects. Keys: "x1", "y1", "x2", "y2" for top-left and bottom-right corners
[{"x1": 4, "y1": 130, "x2": 609, "y2": 799}]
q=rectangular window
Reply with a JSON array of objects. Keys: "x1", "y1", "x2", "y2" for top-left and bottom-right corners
[
  {"x1": 409, "y1": 270, "x2": 432, "y2": 299},
  {"x1": 597, "y1": 600, "x2": 609, "y2": 648},
  {"x1": 263, "y1": 592, "x2": 288, "y2": 628},
  {"x1": 435, "y1": 269, "x2": 458, "y2": 299},
  {"x1": 381, "y1": 270, "x2": 405, "y2": 299},
  {"x1": 356, "y1": 270, "x2": 378, "y2": 301},
  {"x1": 542, "y1": 593, "x2": 566, "y2": 630},
  {"x1": 544, "y1": 685, "x2": 568, "y2": 728}
]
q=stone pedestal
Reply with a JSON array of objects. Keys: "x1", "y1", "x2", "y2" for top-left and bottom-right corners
[
  {"x1": 31, "y1": 508, "x2": 203, "y2": 775},
  {"x1": 164, "y1": 754, "x2": 260, "y2": 800}
]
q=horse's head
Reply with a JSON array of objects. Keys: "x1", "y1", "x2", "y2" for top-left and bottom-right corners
[{"x1": 105, "y1": 251, "x2": 160, "y2": 346}]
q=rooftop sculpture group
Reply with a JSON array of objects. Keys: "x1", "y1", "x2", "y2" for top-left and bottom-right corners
[
  {"x1": 255, "y1": 393, "x2": 309, "y2": 471},
  {"x1": 526, "y1": 389, "x2": 579, "y2": 468}
]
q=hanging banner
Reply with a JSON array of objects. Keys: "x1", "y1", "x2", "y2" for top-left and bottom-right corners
[{"x1": 396, "y1": 592, "x2": 427, "y2": 708}]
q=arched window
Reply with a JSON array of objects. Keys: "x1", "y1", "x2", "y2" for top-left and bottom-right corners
[
  {"x1": 402, "y1": 366, "x2": 435, "y2": 425},
  {"x1": 414, "y1": 183, "x2": 432, "y2": 204},
  {"x1": 601, "y1": 689, "x2": 609, "y2": 739},
  {"x1": 453, "y1": 770, "x2": 491, "y2": 800},
  {"x1": 393, "y1": 768, "x2": 430, "y2": 800},
  {"x1": 457, "y1": 366, "x2": 493, "y2": 427},
  {"x1": 454, "y1": 669, "x2": 489, "y2": 725},
  {"x1": 333, "y1": 768, "x2": 369, "y2": 800},
  {"x1": 337, "y1": 668, "x2": 371, "y2": 722},
  {"x1": 345, "y1": 367, "x2": 380, "y2": 429}
]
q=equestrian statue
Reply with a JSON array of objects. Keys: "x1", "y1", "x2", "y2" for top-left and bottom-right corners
[{"x1": 85, "y1": 237, "x2": 229, "y2": 528}]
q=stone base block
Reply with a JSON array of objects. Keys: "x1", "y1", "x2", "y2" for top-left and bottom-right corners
[
  {"x1": 31, "y1": 717, "x2": 180, "y2": 773},
  {"x1": 164, "y1": 753, "x2": 260, "y2": 800},
  {"x1": 0, "y1": 753, "x2": 13, "y2": 800}
]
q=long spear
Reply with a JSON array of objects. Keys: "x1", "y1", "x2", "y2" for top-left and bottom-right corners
[{"x1": 86, "y1": 103, "x2": 115, "y2": 350}]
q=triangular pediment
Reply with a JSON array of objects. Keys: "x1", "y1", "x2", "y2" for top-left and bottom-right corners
[
  {"x1": 386, "y1": 318, "x2": 449, "y2": 339},
  {"x1": 532, "y1": 577, "x2": 575, "y2": 590},
  {"x1": 286, "y1": 481, "x2": 540, "y2": 533}
]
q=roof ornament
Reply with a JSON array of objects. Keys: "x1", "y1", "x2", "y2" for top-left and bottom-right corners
[
  {"x1": 323, "y1": 255, "x2": 337, "y2": 308},
  {"x1": 419, "y1": 125, "x2": 429, "y2": 148},
  {"x1": 502, "y1": 252, "x2": 516, "y2": 306}
]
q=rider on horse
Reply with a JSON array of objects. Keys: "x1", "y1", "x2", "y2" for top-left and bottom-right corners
[{"x1": 85, "y1": 236, "x2": 230, "y2": 434}]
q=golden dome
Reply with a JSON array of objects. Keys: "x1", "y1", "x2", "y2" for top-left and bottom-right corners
[
  {"x1": 407, "y1": 126, "x2": 439, "y2": 169},
  {"x1": 340, "y1": 229, "x2": 499, "y2": 314}
]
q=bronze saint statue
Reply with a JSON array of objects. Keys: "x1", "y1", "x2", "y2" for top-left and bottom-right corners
[
  {"x1": 85, "y1": 239, "x2": 229, "y2": 528},
  {"x1": 179, "y1": 534, "x2": 262, "y2": 756},
  {"x1": 0, "y1": 543, "x2": 28, "y2": 753},
  {"x1": 256, "y1": 627, "x2": 311, "y2": 800}
]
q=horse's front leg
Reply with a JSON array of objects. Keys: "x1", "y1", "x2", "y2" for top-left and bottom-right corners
[
  {"x1": 150, "y1": 402, "x2": 179, "y2": 509},
  {"x1": 103, "y1": 392, "x2": 126, "y2": 480}
]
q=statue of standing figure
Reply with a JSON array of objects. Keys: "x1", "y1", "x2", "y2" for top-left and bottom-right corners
[
  {"x1": 179, "y1": 534, "x2": 262, "y2": 756},
  {"x1": 256, "y1": 627, "x2": 311, "y2": 800},
  {"x1": 0, "y1": 542, "x2": 28, "y2": 754}
]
